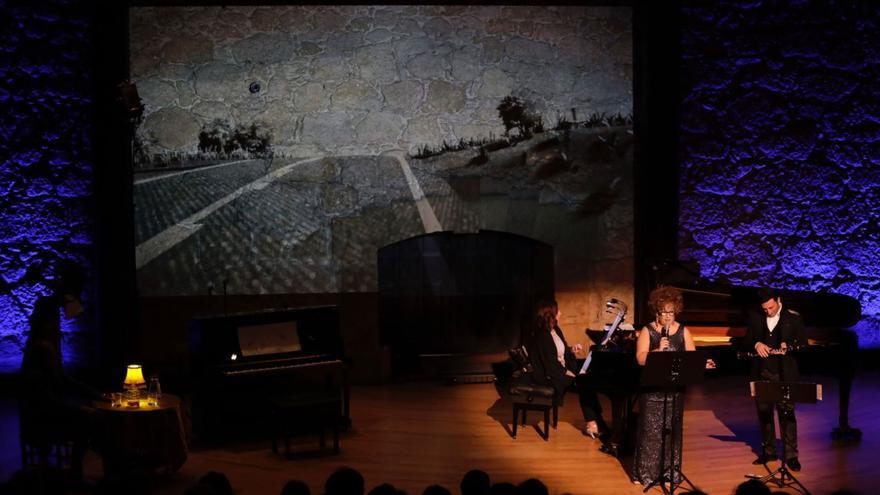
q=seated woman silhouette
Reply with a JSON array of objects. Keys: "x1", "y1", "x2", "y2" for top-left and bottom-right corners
[{"x1": 19, "y1": 260, "x2": 102, "y2": 479}]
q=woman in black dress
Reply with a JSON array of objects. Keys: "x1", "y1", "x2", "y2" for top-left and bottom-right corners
[{"x1": 632, "y1": 286, "x2": 697, "y2": 485}]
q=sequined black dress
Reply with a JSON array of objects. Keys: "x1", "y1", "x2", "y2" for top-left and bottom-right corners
[{"x1": 633, "y1": 325, "x2": 686, "y2": 485}]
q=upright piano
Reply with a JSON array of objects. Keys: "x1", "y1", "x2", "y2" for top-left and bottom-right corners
[{"x1": 187, "y1": 305, "x2": 350, "y2": 443}]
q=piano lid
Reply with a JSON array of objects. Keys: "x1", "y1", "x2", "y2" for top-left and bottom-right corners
[{"x1": 652, "y1": 261, "x2": 861, "y2": 329}]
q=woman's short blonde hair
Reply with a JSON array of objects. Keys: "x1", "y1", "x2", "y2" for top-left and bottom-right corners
[{"x1": 648, "y1": 286, "x2": 684, "y2": 314}]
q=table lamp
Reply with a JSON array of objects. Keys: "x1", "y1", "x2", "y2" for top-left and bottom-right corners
[{"x1": 123, "y1": 364, "x2": 146, "y2": 400}]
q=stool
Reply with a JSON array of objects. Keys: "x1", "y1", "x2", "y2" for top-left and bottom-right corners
[
  {"x1": 18, "y1": 403, "x2": 79, "y2": 475},
  {"x1": 269, "y1": 391, "x2": 342, "y2": 455},
  {"x1": 509, "y1": 383, "x2": 558, "y2": 440},
  {"x1": 21, "y1": 437, "x2": 74, "y2": 471}
]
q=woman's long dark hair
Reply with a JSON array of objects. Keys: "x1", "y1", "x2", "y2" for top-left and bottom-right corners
[{"x1": 534, "y1": 298, "x2": 558, "y2": 334}]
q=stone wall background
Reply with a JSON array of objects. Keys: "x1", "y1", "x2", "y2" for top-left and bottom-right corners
[
  {"x1": 3, "y1": 0, "x2": 876, "y2": 381},
  {"x1": 130, "y1": 5, "x2": 632, "y2": 159},
  {"x1": 0, "y1": 0, "x2": 96, "y2": 372},
  {"x1": 679, "y1": 1, "x2": 880, "y2": 346}
]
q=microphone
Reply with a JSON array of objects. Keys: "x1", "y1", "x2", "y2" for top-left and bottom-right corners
[{"x1": 661, "y1": 324, "x2": 669, "y2": 351}]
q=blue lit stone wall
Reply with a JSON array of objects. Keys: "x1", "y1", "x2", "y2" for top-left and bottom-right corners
[
  {"x1": 679, "y1": 1, "x2": 880, "y2": 347},
  {"x1": 0, "y1": 1, "x2": 96, "y2": 372}
]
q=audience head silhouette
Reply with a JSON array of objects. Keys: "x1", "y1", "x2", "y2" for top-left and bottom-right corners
[
  {"x1": 460, "y1": 469, "x2": 491, "y2": 495},
  {"x1": 282, "y1": 479, "x2": 311, "y2": 495},
  {"x1": 515, "y1": 479, "x2": 548, "y2": 495},
  {"x1": 734, "y1": 479, "x2": 771, "y2": 495},
  {"x1": 193, "y1": 471, "x2": 234, "y2": 495},
  {"x1": 422, "y1": 485, "x2": 451, "y2": 495},
  {"x1": 41, "y1": 462, "x2": 858, "y2": 495},
  {"x1": 325, "y1": 467, "x2": 365, "y2": 495}
]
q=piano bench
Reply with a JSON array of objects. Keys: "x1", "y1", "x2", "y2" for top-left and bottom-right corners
[
  {"x1": 509, "y1": 383, "x2": 558, "y2": 441},
  {"x1": 268, "y1": 391, "x2": 342, "y2": 456}
]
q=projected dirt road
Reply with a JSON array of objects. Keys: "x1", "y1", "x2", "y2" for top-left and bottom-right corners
[{"x1": 135, "y1": 128, "x2": 632, "y2": 296}]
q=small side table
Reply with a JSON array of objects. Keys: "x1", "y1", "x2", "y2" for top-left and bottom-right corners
[{"x1": 94, "y1": 394, "x2": 188, "y2": 474}]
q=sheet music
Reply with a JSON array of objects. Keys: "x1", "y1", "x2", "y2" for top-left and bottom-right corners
[
  {"x1": 579, "y1": 316, "x2": 630, "y2": 374},
  {"x1": 238, "y1": 321, "x2": 301, "y2": 357}
]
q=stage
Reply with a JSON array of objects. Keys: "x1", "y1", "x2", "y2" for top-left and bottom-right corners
[{"x1": 3, "y1": 370, "x2": 879, "y2": 494}]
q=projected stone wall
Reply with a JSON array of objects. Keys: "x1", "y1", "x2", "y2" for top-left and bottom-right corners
[
  {"x1": 131, "y1": 5, "x2": 632, "y2": 158},
  {"x1": 131, "y1": 5, "x2": 635, "y2": 338}
]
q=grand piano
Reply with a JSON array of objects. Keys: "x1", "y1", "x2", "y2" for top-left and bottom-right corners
[
  {"x1": 580, "y1": 265, "x2": 863, "y2": 457},
  {"x1": 187, "y1": 305, "x2": 350, "y2": 443},
  {"x1": 657, "y1": 261, "x2": 863, "y2": 440}
]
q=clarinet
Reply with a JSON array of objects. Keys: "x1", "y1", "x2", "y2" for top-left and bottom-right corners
[{"x1": 736, "y1": 344, "x2": 806, "y2": 360}]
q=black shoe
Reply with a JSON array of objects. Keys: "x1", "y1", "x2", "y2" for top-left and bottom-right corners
[
  {"x1": 752, "y1": 454, "x2": 779, "y2": 465},
  {"x1": 786, "y1": 457, "x2": 801, "y2": 471},
  {"x1": 599, "y1": 442, "x2": 620, "y2": 458}
]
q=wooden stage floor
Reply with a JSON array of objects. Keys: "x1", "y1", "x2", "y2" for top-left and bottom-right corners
[{"x1": 7, "y1": 370, "x2": 880, "y2": 494}]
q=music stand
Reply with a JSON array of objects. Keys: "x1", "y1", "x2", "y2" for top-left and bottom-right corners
[
  {"x1": 746, "y1": 381, "x2": 821, "y2": 495},
  {"x1": 640, "y1": 351, "x2": 708, "y2": 495}
]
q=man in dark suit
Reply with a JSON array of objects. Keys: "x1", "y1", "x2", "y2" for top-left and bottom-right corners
[{"x1": 742, "y1": 288, "x2": 807, "y2": 471}]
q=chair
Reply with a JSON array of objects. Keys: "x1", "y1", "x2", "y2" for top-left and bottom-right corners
[{"x1": 507, "y1": 346, "x2": 559, "y2": 440}]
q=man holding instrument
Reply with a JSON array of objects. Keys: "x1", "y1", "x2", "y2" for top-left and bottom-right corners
[{"x1": 742, "y1": 288, "x2": 808, "y2": 471}]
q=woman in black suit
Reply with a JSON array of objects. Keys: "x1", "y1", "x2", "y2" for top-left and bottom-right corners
[{"x1": 527, "y1": 298, "x2": 602, "y2": 437}]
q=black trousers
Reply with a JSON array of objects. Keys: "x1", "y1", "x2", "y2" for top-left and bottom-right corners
[
  {"x1": 578, "y1": 386, "x2": 602, "y2": 423},
  {"x1": 756, "y1": 399, "x2": 798, "y2": 460},
  {"x1": 576, "y1": 381, "x2": 630, "y2": 445}
]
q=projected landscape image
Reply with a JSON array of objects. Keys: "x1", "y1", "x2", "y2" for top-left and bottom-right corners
[{"x1": 131, "y1": 5, "x2": 634, "y2": 313}]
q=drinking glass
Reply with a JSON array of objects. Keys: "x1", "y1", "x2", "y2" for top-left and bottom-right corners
[{"x1": 147, "y1": 376, "x2": 159, "y2": 406}]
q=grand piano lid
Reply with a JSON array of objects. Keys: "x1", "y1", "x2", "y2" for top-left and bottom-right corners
[
  {"x1": 652, "y1": 260, "x2": 861, "y2": 329},
  {"x1": 658, "y1": 280, "x2": 862, "y2": 329}
]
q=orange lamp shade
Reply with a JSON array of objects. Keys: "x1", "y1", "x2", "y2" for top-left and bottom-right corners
[{"x1": 123, "y1": 364, "x2": 146, "y2": 388}]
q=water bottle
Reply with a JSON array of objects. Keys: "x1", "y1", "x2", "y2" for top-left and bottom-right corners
[{"x1": 148, "y1": 374, "x2": 162, "y2": 404}]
